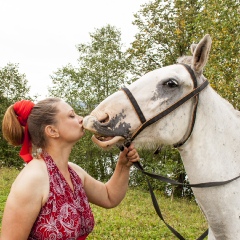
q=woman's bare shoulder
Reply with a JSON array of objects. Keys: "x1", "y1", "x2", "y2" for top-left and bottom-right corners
[
  {"x1": 12, "y1": 158, "x2": 48, "y2": 192},
  {"x1": 2, "y1": 158, "x2": 49, "y2": 238}
]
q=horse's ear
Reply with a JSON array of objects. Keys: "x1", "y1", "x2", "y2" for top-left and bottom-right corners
[
  {"x1": 191, "y1": 34, "x2": 212, "y2": 73},
  {"x1": 190, "y1": 44, "x2": 197, "y2": 54}
]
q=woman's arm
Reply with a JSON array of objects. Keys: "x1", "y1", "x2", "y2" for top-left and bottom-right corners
[
  {"x1": 72, "y1": 143, "x2": 139, "y2": 209},
  {"x1": 1, "y1": 160, "x2": 48, "y2": 240}
]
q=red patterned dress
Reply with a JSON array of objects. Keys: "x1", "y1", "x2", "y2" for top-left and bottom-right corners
[{"x1": 28, "y1": 152, "x2": 94, "y2": 240}]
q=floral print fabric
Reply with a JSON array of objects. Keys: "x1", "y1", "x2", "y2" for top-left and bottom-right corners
[{"x1": 28, "y1": 152, "x2": 94, "y2": 240}]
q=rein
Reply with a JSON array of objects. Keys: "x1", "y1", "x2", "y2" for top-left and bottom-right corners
[{"x1": 120, "y1": 64, "x2": 240, "y2": 239}]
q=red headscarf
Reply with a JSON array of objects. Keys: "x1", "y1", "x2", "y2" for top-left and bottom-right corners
[{"x1": 13, "y1": 100, "x2": 35, "y2": 163}]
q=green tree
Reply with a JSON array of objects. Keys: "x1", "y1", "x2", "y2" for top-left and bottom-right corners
[
  {"x1": 49, "y1": 25, "x2": 131, "y2": 181},
  {"x1": 76, "y1": 25, "x2": 131, "y2": 107},
  {"x1": 49, "y1": 24, "x2": 131, "y2": 113},
  {"x1": 130, "y1": 146, "x2": 186, "y2": 196},
  {"x1": 129, "y1": 0, "x2": 239, "y2": 108},
  {"x1": 0, "y1": 63, "x2": 30, "y2": 101},
  {"x1": 128, "y1": 0, "x2": 204, "y2": 78},
  {"x1": 0, "y1": 63, "x2": 31, "y2": 167},
  {"x1": 199, "y1": 0, "x2": 240, "y2": 110}
]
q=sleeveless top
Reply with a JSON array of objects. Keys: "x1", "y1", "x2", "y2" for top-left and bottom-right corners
[{"x1": 28, "y1": 152, "x2": 94, "y2": 240}]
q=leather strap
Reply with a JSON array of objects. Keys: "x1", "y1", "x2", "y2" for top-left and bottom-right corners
[
  {"x1": 121, "y1": 63, "x2": 209, "y2": 144},
  {"x1": 122, "y1": 87, "x2": 146, "y2": 124},
  {"x1": 132, "y1": 160, "x2": 240, "y2": 239},
  {"x1": 128, "y1": 80, "x2": 209, "y2": 141},
  {"x1": 133, "y1": 161, "x2": 240, "y2": 189}
]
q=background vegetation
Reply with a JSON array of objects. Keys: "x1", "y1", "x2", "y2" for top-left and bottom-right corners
[{"x1": 0, "y1": 0, "x2": 239, "y2": 208}]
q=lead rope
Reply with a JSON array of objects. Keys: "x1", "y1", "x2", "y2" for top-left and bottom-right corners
[
  {"x1": 129, "y1": 157, "x2": 240, "y2": 239},
  {"x1": 132, "y1": 157, "x2": 208, "y2": 239},
  {"x1": 131, "y1": 157, "x2": 190, "y2": 240},
  {"x1": 130, "y1": 154, "x2": 208, "y2": 240},
  {"x1": 122, "y1": 141, "x2": 240, "y2": 239}
]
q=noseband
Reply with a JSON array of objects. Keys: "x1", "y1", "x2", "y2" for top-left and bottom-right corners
[{"x1": 121, "y1": 63, "x2": 209, "y2": 148}]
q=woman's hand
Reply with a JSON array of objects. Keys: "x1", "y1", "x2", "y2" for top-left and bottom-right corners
[{"x1": 118, "y1": 143, "x2": 140, "y2": 168}]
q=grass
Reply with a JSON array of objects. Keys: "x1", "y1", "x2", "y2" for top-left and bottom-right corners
[
  {"x1": 89, "y1": 190, "x2": 207, "y2": 239},
  {"x1": 0, "y1": 167, "x2": 20, "y2": 230},
  {"x1": 0, "y1": 168, "x2": 208, "y2": 239}
]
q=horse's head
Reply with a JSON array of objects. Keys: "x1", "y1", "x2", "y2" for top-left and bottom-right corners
[{"x1": 83, "y1": 34, "x2": 212, "y2": 149}]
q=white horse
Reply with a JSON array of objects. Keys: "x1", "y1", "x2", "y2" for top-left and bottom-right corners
[{"x1": 83, "y1": 34, "x2": 240, "y2": 240}]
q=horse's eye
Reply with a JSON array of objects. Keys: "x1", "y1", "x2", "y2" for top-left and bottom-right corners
[{"x1": 163, "y1": 79, "x2": 178, "y2": 88}]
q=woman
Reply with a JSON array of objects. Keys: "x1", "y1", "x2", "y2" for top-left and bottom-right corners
[{"x1": 1, "y1": 97, "x2": 139, "y2": 240}]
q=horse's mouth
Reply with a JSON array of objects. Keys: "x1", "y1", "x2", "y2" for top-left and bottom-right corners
[
  {"x1": 83, "y1": 115, "x2": 126, "y2": 149},
  {"x1": 91, "y1": 134, "x2": 125, "y2": 149}
]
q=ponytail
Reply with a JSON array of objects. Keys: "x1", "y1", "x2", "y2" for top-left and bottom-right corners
[{"x1": 2, "y1": 100, "x2": 35, "y2": 162}]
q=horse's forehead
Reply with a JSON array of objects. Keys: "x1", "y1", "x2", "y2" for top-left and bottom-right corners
[
  {"x1": 130, "y1": 64, "x2": 192, "y2": 93},
  {"x1": 135, "y1": 64, "x2": 190, "y2": 85},
  {"x1": 99, "y1": 64, "x2": 192, "y2": 109}
]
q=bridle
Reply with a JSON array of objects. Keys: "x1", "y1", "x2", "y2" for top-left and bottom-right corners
[
  {"x1": 120, "y1": 63, "x2": 240, "y2": 240},
  {"x1": 121, "y1": 63, "x2": 209, "y2": 148}
]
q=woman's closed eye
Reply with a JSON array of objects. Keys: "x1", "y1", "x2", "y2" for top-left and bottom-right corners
[{"x1": 70, "y1": 113, "x2": 76, "y2": 118}]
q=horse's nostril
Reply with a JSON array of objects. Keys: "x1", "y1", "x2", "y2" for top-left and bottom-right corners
[{"x1": 100, "y1": 114, "x2": 109, "y2": 124}]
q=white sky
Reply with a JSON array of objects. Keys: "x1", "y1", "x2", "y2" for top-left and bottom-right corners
[{"x1": 0, "y1": 0, "x2": 148, "y2": 100}]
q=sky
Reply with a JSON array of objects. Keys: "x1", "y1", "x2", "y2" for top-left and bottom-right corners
[{"x1": 0, "y1": 0, "x2": 148, "y2": 100}]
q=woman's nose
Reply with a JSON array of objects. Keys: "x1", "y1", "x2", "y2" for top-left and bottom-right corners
[{"x1": 78, "y1": 115, "x2": 83, "y2": 123}]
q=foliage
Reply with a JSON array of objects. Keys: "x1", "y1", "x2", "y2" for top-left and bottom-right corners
[
  {"x1": 130, "y1": 146, "x2": 191, "y2": 198},
  {"x1": 49, "y1": 24, "x2": 131, "y2": 114},
  {"x1": 0, "y1": 167, "x2": 20, "y2": 229},
  {"x1": 129, "y1": 0, "x2": 240, "y2": 109},
  {"x1": 0, "y1": 63, "x2": 31, "y2": 168},
  {"x1": 0, "y1": 167, "x2": 207, "y2": 238},
  {"x1": 128, "y1": 0, "x2": 204, "y2": 78},
  {"x1": 76, "y1": 25, "x2": 132, "y2": 107},
  {"x1": 0, "y1": 63, "x2": 30, "y2": 101},
  {"x1": 70, "y1": 131, "x2": 120, "y2": 182},
  {"x1": 199, "y1": 0, "x2": 240, "y2": 110}
]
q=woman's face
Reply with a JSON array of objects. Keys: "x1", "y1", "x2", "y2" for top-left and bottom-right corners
[{"x1": 54, "y1": 100, "x2": 85, "y2": 143}]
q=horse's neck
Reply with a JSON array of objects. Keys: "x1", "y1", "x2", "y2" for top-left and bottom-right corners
[{"x1": 179, "y1": 87, "x2": 240, "y2": 182}]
